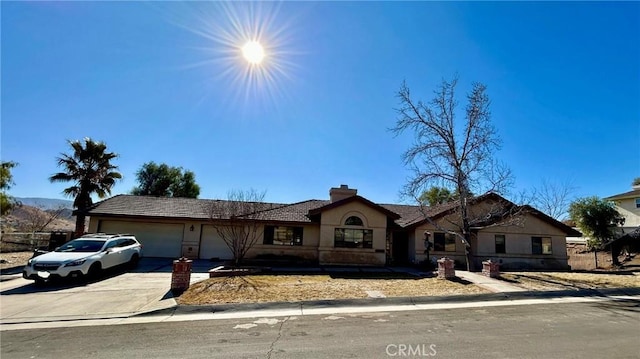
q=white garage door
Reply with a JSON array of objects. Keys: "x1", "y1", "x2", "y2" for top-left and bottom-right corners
[
  {"x1": 99, "y1": 220, "x2": 184, "y2": 258},
  {"x1": 200, "y1": 225, "x2": 233, "y2": 260}
]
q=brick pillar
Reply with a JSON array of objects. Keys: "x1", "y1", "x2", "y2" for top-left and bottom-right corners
[
  {"x1": 437, "y1": 257, "x2": 455, "y2": 279},
  {"x1": 171, "y1": 257, "x2": 193, "y2": 293},
  {"x1": 482, "y1": 259, "x2": 500, "y2": 278}
]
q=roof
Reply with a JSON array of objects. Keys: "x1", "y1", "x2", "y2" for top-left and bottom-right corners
[
  {"x1": 84, "y1": 193, "x2": 581, "y2": 236},
  {"x1": 307, "y1": 195, "x2": 401, "y2": 220},
  {"x1": 605, "y1": 188, "x2": 640, "y2": 201},
  {"x1": 84, "y1": 195, "x2": 289, "y2": 221},
  {"x1": 521, "y1": 205, "x2": 583, "y2": 237}
]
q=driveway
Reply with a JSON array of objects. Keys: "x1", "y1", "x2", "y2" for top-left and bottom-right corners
[{"x1": 0, "y1": 258, "x2": 214, "y2": 324}]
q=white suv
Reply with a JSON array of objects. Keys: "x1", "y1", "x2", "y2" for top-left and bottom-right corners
[{"x1": 23, "y1": 234, "x2": 143, "y2": 284}]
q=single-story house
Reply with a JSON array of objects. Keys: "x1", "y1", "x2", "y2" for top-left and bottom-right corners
[{"x1": 83, "y1": 185, "x2": 580, "y2": 270}]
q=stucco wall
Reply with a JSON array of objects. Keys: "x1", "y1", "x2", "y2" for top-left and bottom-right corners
[
  {"x1": 245, "y1": 224, "x2": 320, "y2": 262},
  {"x1": 410, "y1": 214, "x2": 467, "y2": 267},
  {"x1": 613, "y1": 198, "x2": 640, "y2": 227},
  {"x1": 317, "y1": 202, "x2": 388, "y2": 265},
  {"x1": 409, "y1": 212, "x2": 570, "y2": 270}
]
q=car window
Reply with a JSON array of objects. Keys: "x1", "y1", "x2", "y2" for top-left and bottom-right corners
[
  {"x1": 117, "y1": 238, "x2": 133, "y2": 247},
  {"x1": 56, "y1": 240, "x2": 106, "y2": 253},
  {"x1": 104, "y1": 240, "x2": 120, "y2": 250}
]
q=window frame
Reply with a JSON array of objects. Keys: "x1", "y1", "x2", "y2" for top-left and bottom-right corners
[
  {"x1": 263, "y1": 226, "x2": 303, "y2": 246},
  {"x1": 344, "y1": 216, "x2": 364, "y2": 226},
  {"x1": 334, "y1": 228, "x2": 373, "y2": 249},
  {"x1": 434, "y1": 232, "x2": 456, "y2": 252},
  {"x1": 635, "y1": 198, "x2": 640, "y2": 209},
  {"x1": 495, "y1": 234, "x2": 506, "y2": 254},
  {"x1": 532, "y1": 236, "x2": 552, "y2": 255}
]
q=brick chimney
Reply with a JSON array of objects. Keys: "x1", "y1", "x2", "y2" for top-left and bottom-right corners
[{"x1": 329, "y1": 185, "x2": 357, "y2": 203}]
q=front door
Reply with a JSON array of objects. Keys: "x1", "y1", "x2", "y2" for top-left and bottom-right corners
[{"x1": 392, "y1": 231, "x2": 409, "y2": 265}]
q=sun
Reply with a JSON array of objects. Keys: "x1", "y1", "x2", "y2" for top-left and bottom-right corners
[{"x1": 242, "y1": 41, "x2": 265, "y2": 65}]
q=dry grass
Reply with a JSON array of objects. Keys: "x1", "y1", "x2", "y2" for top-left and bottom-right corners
[
  {"x1": 177, "y1": 274, "x2": 488, "y2": 305},
  {"x1": 500, "y1": 271, "x2": 640, "y2": 291},
  {"x1": 0, "y1": 251, "x2": 32, "y2": 270}
]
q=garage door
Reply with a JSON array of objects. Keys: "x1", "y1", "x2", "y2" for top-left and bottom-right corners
[
  {"x1": 98, "y1": 220, "x2": 184, "y2": 258},
  {"x1": 200, "y1": 225, "x2": 233, "y2": 260}
]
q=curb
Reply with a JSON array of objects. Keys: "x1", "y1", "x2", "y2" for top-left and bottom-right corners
[{"x1": 136, "y1": 286, "x2": 640, "y2": 318}]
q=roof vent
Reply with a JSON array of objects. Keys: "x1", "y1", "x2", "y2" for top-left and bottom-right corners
[{"x1": 329, "y1": 185, "x2": 357, "y2": 203}]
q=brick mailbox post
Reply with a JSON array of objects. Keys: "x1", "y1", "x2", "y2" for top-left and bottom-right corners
[
  {"x1": 437, "y1": 257, "x2": 455, "y2": 279},
  {"x1": 171, "y1": 257, "x2": 193, "y2": 293},
  {"x1": 482, "y1": 259, "x2": 500, "y2": 278}
]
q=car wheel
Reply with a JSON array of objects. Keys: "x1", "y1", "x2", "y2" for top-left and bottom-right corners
[
  {"x1": 87, "y1": 262, "x2": 102, "y2": 279},
  {"x1": 34, "y1": 278, "x2": 46, "y2": 287},
  {"x1": 129, "y1": 254, "x2": 140, "y2": 269}
]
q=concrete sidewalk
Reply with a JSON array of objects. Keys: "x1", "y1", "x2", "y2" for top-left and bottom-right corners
[{"x1": 456, "y1": 271, "x2": 527, "y2": 292}]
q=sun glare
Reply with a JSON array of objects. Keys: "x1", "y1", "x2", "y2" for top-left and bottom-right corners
[
  {"x1": 242, "y1": 41, "x2": 265, "y2": 65},
  {"x1": 165, "y1": 2, "x2": 301, "y2": 114}
]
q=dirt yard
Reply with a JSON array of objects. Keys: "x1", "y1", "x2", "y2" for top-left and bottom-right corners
[
  {"x1": 0, "y1": 251, "x2": 32, "y2": 270},
  {"x1": 178, "y1": 274, "x2": 488, "y2": 305},
  {"x1": 499, "y1": 271, "x2": 640, "y2": 291}
]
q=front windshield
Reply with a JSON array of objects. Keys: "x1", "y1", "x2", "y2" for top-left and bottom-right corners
[{"x1": 55, "y1": 239, "x2": 106, "y2": 253}]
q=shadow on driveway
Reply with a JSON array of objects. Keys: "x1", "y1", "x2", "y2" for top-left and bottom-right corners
[{"x1": 0, "y1": 265, "x2": 132, "y2": 295}]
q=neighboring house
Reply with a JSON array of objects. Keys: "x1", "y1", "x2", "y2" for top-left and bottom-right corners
[
  {"x1": 605, "y1": 184, "x2": 640, "y2": 234},
  {"x1": 83, "y1": 185, "x2": 579, "y2": 269}
]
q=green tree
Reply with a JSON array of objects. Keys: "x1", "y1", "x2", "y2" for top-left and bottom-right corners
[
  {"x1": 632, "y1": 177, "x2": 640, "y2": 186},
  {"x1": 1, "y1": 161, "x2": 20, "y2": 215},
  {"x1": 131, "y1": 162, "x2": 200, "y2": 198},
  {"x1": 568, "y1": 196, "x2": 625, "y2": 267},
  {"x1": 392, "y1": 76, "x2": 513, "y2": 271},
  {"x1": 49, "y1": 138, "x2": 122, "y2": 236},
  {"x1": 419, "y1": 186, "x2": 456, "y2": 206}
]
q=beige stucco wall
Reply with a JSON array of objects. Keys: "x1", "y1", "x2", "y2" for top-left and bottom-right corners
[
  {"x1": 317, "y1": 202, "x2": 387, "y2": 265},
  {"x1": 612, "y1": 198, "x2": 640, "y2": 227},
  {"x1": 411, "y1": 214, "x2": 467, "y2": 266},
  {"x1": 474, "y1": 213, "x2": 569, "y2": 269},
  {"x1": 409, "y1": 211, "x2": 570, "y2": 270},
  {"x1": 245, "y1": 224, "x2": 320, "y2": 262}
]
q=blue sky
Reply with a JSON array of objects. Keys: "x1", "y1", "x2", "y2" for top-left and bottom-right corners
[{"x1": 2, "y1": 1, "x2": 639, "y2": 206}]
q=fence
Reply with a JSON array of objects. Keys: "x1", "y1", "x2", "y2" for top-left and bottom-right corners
[
  {"x1": 567, "y1": 243, "x2": 613, "y2": 270},
  {"x1": 0, "y1": 232, "x2": 72, "y2": 253}
]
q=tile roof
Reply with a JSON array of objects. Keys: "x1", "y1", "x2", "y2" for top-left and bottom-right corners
[
  {"x1": 85, "y1": 192, "x2": 581, "y2": 235},
  {"x1": 85, "y1": 195, "x2": 289, "y2": 220}
]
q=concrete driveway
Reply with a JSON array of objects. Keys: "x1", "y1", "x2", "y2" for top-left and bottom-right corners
[{"x1": 0, "y1": 258, "x2": 214, "y2": 324}]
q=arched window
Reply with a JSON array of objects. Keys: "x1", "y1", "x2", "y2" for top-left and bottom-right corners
[{"x1": 344, "y1": 216, "x2": 363, "y2": 226}]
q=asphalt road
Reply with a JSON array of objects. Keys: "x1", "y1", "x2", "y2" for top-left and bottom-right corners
[{"x1": 2, "y1": 300, "x2": 639, "y2": 359}]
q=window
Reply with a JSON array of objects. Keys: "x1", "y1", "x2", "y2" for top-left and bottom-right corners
[
  {"x1": 434, "y1": 232, "x2": 456, "y2": 252},
  {"x1": 532, "y1": 237, "x2": 552, "y2": 255},
  {"x1": 263, "y1": 226, "x2": 303, "y2": 246},
  {"x1": 635, "y1": 198, "x2": 640, "y2": 208},
  {"x1": 345, "y1": 216, "x2": 364, "y2": 226},
  {"x1": 334, "y1": 228, "x2": 373, "y2": 248},
  {"x1": 495, "y1": 235, "x2": 506, "y2": 254}
]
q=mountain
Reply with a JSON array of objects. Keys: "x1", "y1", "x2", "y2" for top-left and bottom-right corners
[
  {"x1": 15, "y1": 198, "x2": 74, "y2": 210},
  {"x1": 2, "y1": 204, "x2": 76, "y2": 232}
]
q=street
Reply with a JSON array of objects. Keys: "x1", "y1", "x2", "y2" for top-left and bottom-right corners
[{"x1": 2, "y1": 299, "x2": 639, "y2": 358}]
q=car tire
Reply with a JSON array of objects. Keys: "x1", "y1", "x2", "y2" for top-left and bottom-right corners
[
  {"x1": 34, "y1": 278, "x2": 46, "y2": 287},
  {"x1": 87, "y1": 262, "x2": 102, "y2": 279},
  {"x1": 129, "y1": 254, "x2": 140, "y2": 269}
]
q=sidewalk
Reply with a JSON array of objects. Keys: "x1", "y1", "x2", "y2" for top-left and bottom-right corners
[{"x1": 456, "y1": 270, "x2": 527, "y2": 292}]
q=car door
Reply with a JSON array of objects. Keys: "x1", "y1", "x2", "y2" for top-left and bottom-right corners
[
  {"x1": 101, "y1": 239, "x2": 124, "y2": 269},
  {"x1": 118, "y1": 238, "x2": 138, "y2": 263}
]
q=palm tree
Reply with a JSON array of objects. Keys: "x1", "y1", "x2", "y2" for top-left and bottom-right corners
[{"x1": 50, "y1": 138, "x2": 122, "y2": 236}]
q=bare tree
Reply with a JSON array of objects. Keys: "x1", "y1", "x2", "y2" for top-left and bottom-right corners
[
  {"x1": 208, "y1": 189, "x2": 267, "y2": 266},
  {"x1": 17, "y1": 204, "x2": 68, "y2": 233},
  {"x1": 392, "y1": 76, "x2": 514, "y2": 271},
  {"x1": 529, "y1": 179, "x2": 576, "y2": 221}
]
